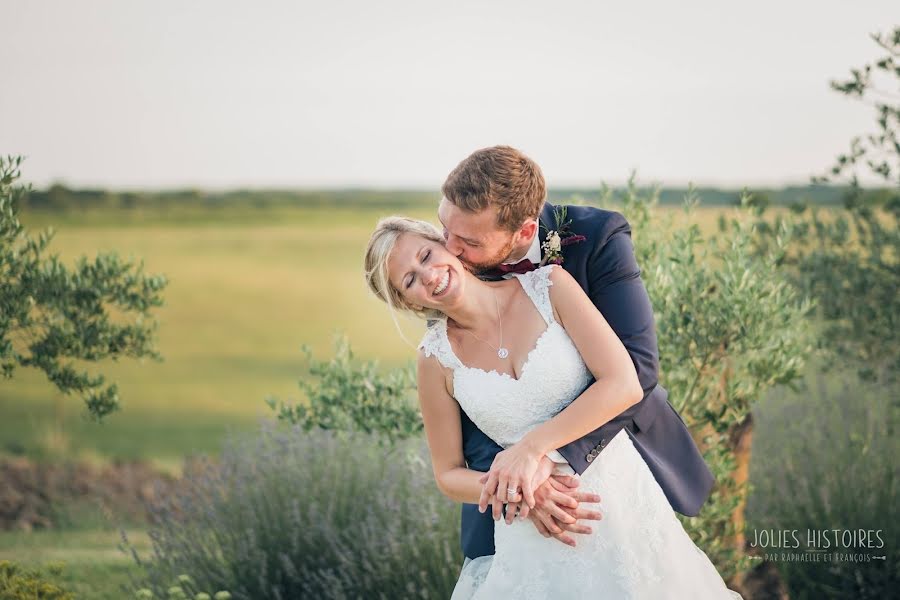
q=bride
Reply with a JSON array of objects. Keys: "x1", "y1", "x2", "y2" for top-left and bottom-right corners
[{"x1": 365, "y1": 216, "x2": 741, "y2": 599}]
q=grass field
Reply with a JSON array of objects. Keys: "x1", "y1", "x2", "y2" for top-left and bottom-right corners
[
  {"x1": 3, "y1": 206, "x2": 438, "y2": 466},
  {"x1": 0, "y1": 528, "x2": 150, "y2": 599},
  {"x1": 1, "y1": 202, "x2": 734, "y2": 466}
]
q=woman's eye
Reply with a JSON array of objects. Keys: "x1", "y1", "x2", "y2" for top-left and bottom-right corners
[{"x1": 422, "y1": 250, "x2": 431, "y2": 262}]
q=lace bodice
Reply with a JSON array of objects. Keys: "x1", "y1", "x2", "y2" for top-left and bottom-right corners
[{"x1": 418, "y1": 265, "x2": 593, "y2": 448}]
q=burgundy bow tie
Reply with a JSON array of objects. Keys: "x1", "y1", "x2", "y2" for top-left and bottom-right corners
[{"x1": 482, "y1": 259, "x2": 538, "y2": 278}]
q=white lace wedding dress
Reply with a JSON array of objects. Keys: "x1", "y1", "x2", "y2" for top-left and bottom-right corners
[{"x1": 419, "y1": 266, "x2": 742, "y2": 599}]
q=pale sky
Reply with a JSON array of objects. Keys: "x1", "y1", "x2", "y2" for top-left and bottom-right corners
[{"x1": 1, "y1": 1, "x2": 897, "y2": 189}]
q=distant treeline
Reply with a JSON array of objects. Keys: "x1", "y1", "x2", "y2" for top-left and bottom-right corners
[{"x1": 17, "y1": 183, "x2": 886, "y2": 212}]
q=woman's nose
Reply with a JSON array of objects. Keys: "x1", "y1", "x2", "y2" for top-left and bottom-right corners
[{"x1": 423, "y1": 266, "x2": 441, "y2": 287}]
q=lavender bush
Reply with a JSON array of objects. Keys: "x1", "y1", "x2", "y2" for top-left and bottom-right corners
[
  {"x1": 746, "y1": 374, "x2": 899, "y2": 599},
  {"x1": 125, "y1": 423, "x2": 462, "y2": 599}
]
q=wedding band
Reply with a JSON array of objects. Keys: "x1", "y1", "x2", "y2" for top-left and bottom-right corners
[{"x1": 507, "y1": 487, "x2": 519, "y2": 495}]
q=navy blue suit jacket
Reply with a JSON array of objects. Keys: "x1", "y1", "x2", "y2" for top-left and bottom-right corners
[{"x1": 458, "y1": 203, "x2": 715, "y2": 559}]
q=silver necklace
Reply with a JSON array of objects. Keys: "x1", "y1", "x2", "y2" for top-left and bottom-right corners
[{"x1": 462, "y1": 288, "x2": 509, "y2": 359}]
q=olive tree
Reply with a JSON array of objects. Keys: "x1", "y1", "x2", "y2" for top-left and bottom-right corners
[
  {"x1": 611, "y1": 180, "x2": 813, "y2": 583},
  {"x1": 0, "y1": 156, "x2": 167, "y2": 420},
  {"x1": 814, "y1": 27, "x2": 900, "y2": 192},
  {"x1": 750, "y1": 27, "x2": 899, "y2": 385}
]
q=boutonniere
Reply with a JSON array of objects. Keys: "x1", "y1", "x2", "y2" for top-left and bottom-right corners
[{"x1": 539, "y1": 205, "x2": 587, "y2": 266}]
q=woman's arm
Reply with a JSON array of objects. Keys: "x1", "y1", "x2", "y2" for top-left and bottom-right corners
[
  {"x1": 417, "y1": 348, "x2": 486, "y2": 504},
  {"x1": 479, "y1": 265, "x2": 644, "y2": 511}
]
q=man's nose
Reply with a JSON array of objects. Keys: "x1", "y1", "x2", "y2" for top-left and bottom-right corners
[{"x1": 445, "y1": 235, "x2": 464, "y2": 257}]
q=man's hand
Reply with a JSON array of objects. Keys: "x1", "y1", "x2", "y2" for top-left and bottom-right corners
[{"x1": 525, "y1": 475, "x2": 602, "y2": 547}]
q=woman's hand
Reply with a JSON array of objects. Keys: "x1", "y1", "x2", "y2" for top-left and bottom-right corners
[{"x1": 477, "y1": 439, "x2": 546, "y2": 519}]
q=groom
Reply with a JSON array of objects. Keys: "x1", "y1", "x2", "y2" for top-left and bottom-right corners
[{"x1": 438, "y1": 146, "x2": 714, "y2": 560}]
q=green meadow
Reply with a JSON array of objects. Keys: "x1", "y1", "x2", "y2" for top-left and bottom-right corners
[
  {"x1": 2, "y1": 203, "x2": 733, "y2": 467},
  {"x1": 2, "y1": 206, "x2": 438, "y2": 468},
  {"x1": 0, "y1": 529, "x2": 151, "y2": 599}
]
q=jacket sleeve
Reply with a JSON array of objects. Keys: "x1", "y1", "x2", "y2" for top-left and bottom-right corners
[{"x1": 555, "y1": 213, "x2": 661, "y2": 473}]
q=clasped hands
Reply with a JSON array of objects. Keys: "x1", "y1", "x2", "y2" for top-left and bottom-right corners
[{"x1": 477, "y1": 442, "x2": 602, "y2": 547}]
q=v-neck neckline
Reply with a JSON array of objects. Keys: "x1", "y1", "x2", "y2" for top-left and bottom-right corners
[{"x1": 443, "y1": 276, "x2": 551, "y2": 382}]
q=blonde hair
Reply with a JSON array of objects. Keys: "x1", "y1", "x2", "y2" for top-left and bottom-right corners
[{"x1": 364, "y1": 216, "x2": 447, "y2": 332}]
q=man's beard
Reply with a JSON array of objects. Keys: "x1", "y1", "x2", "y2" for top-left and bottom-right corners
[{"x1": 462, "y1": 236, "x2": 518, "y2": 274}]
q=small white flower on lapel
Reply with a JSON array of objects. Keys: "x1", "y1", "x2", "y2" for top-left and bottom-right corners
[
  {"x1": 539, "y1": 205, "x2": 587, "y2": 266},
  {"x1": 547, "y1": 231, "x2": 562, "y2": 253}
]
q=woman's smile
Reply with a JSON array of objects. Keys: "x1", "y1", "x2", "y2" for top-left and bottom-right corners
[{"x1": 432, "y1": 269, "x2": 451, "y2": 297}]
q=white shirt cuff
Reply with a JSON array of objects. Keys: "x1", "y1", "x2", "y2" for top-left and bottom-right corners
[{"x1": 546, "y1": 450, "x2": 569, "y2": 464}]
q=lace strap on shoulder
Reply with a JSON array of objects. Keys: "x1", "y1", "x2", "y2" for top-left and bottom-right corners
[
  {"x1": 516, "y1": 265, "x2": 557, "y2": 325},
  {"x1": 418, "y1": 319, "x2": 463, "y2": 370}
]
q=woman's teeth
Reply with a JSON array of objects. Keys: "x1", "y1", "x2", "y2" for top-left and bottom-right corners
[{"x1": 433, "y1": 271, "x2": 450, "y2": 295}]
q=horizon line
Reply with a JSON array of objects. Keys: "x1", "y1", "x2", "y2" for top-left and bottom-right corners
[{"x1": 26, "y1": 179, "x2": 863, "y2": 194}]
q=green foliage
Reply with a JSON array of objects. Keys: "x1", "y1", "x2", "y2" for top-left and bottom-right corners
[
  {"x1": 133, "y1": 573, "x2": 229, "y2": 600},
  {"x1": 814, "y1": 27, "x2": 900, "y2": 191},
  {"x1": 126, "y1": 425, "x2": 461, "y2": 599},
  {"x1": 0, "y1": 156, "x2": 167, "y2": 420},
  {"x1": 0, "y1": 560, "x2": 74, "y2": 600},
  {"x1": 613, "y1": 177, "x2": 814, "y2": 578},
  {"x1": 764, "y1": 26, "x2": 900, "y2": 385},
  {"x1": 266, "y1": 335, "x2": 421, "y2": 444},
  {"x1": 15, "y1": 182, "x2": 868, "y2": 219},
  {"x1": 747, "y1": 374, "x2": 899, "y2": 599},
  {"x1": 621, "y1": 184, "x2": 814, "y2": 428},
  {"x1": 742, "y1": 35, "x2": 900, "y2": 596},
  {"x1": 745, "y1": 27, "x2": 900, "y2": 385},
  {"x1": 19, "y1": 186, "x2": 440, "y2": 213},
  {"x1": 747, "y1": 197, "x2": 898, "y2": 383}
]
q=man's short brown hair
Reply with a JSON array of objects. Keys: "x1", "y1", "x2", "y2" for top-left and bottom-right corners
[{"x1": 441, "y1": 145, "x2": 546, "y2": 231}]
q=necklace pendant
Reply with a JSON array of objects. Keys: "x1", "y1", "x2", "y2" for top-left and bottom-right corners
[{"x1": 497, "y1": 348, "x2": 509, "y2": 359}]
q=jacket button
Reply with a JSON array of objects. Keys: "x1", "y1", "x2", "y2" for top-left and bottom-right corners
[
  {"x1": 586, "y1": 454, "x2": 594, "y2": 463},
  {"x1": 599, "y1": 438, "x2": 607, "y2": 448},
  {"x1": 590, "y1": 449, "x2": 599, "y2": 458}
]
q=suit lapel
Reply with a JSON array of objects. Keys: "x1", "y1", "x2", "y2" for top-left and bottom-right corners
[{"x1": 538, "y1": 202, "x2": 557, "y2": 264}]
